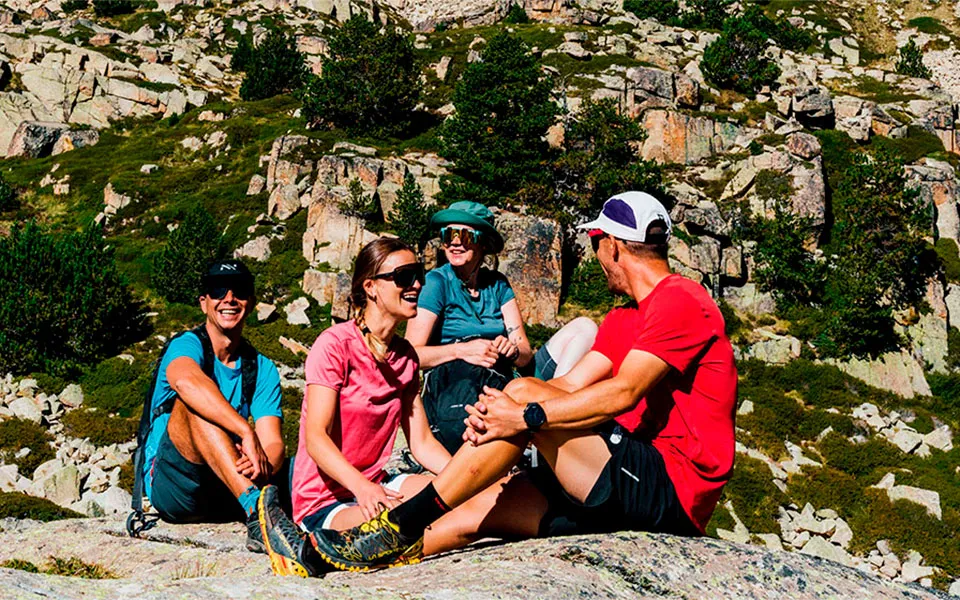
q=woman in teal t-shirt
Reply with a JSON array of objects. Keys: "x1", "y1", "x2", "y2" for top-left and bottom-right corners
[{"x1": 405, "y1": 201, "x2": 597, "y2": 452}]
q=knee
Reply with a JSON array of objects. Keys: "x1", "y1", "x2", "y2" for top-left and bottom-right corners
[
  {"x1": 503, "y1": 377, "x2": 537, "y2": 401},
  {"x1": 568, "y1": 317, "x2": 598, "y2": 340}
]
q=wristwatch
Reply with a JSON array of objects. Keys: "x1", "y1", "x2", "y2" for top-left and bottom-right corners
[{"x1": 523, "y1": 402, "x2": 547, "y2": 432}]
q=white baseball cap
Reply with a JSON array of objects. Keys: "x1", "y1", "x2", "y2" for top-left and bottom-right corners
[{"x1": 577, "y1": 191, "x2": 672, "y2": 243}]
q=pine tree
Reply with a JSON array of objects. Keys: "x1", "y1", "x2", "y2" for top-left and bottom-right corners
[
  {"x1": 152, "y1": 205, "x2": 225, "y2": 304},
  {"x1": 389, "y1": 173, "x2": 437, "y2": 256}
]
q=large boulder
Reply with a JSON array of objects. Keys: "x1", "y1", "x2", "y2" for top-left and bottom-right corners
[
  {"x1": 829, "y1": 350, "x2": 931, "y2": 398},
  {"x1": 302, "y1": 269, "x2": 352, "y2": 320},
  {"x1": 495, "y1": 211, "x2": 563, "y2": 326},
  {"x1": 302, "y1": 189, "x2": 378, "y2": 271},
  {"x1": 0, "y1": 519, "x2": 945, "y2": 599},
  {"x1": 6, "y1": 121, "x2": 70, "y2": 158},
  {"x1": 907, "y1": 158, "x2": 960, "y2": 242},
  {"x1": 641, "y1": 110, "x2": 742, "y2": 165}
]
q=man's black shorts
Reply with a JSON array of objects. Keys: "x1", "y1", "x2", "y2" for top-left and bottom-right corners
[{"x1": 526, "y1": 422, "x2": 699, "y2": 538}]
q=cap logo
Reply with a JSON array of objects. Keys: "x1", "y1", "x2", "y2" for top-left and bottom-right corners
[
  {"x1": 220, "y1": 264, "x2": 238, "y2": 271},
  {"x1": 602, "y1": 198, "x2": 637, "y2": 228}
]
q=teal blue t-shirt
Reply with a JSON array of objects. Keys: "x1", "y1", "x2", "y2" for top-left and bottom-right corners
[
  {"x1": 417, "y1": 263, "x2": 516, "y2": 345},
  {"x1": 143, "y1": 331, "x2": 283, "y2": 499}
]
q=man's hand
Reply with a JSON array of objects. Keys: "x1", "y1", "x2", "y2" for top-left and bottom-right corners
[
  {"x1": 236, "y1": 430, "x2": 270, "y2": 486},
  {"x1": 463, "y1": 386, "x2": 526, "y2": 445}
]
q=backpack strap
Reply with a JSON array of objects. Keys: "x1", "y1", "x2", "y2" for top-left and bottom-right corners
[
  {"x1": 127, "y1": 325, "x2": 215, "y2": 537},
  {"x1": 238, "y1": 338, "x2": 259, "y2": 412}
]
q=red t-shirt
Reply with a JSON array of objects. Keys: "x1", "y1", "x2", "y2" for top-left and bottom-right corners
[{"x1": 592, "y1": 274, "x2": 737, "y2": 533}]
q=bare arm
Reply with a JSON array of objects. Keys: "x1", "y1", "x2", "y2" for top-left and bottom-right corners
[
  {"x1": 167, "y1": 356, "x2": 253, "y2": 439},
  {"x1": 467, "y1": 350, "x2": 671, "y2": 444},
  {"x1": 254, "y1": 416, "x2": 285, "y2": 475},
  {"x1": 547, "y1": 350, "x2": 614, "y2": 394},
  {"x1": 400, "y1": 387, "x2": 451, "y2": 475},
  {"x1": 303, "y1": 384, "x2": 403, "y2": 519},
  {"x1": 500, "y1": 299, "x2": 534, "y2": 367},
  {"x1": 406, "y1": 307, "x2": 499, "y2": 369}
]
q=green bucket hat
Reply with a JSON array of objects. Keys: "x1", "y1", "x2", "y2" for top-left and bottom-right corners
[{"x1": 431, "y1": 201, "x2": 504, "y2": 254}]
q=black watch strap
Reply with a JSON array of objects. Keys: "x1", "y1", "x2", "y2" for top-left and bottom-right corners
[{"x1": 523, "y1": 402, "x2": 547, "y2": 432}]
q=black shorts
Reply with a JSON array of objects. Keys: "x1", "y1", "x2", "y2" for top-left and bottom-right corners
[{"x1": 527, "y1": 422, "x2": 699, "y2": 538}]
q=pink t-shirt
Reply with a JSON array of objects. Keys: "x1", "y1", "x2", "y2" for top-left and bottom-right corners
[{"x1": 292, "y1": 321, "x2": 420, "y2": 524}]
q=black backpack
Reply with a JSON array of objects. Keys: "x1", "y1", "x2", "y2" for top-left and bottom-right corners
[
  {"x1": 421, "y1": 358, "x2": 511, "y2": 455},
  {"x1": 126, "y1": 325, "x2": 259, "y2": 537}
]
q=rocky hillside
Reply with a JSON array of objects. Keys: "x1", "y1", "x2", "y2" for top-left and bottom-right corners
[{"x1": 0, "y1": 0, "x2": 960, "y2": 596}]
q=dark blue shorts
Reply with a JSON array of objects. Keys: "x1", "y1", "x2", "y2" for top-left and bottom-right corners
[{"x1": 149, "y1": 426, "x2": 245, "y2": 524}]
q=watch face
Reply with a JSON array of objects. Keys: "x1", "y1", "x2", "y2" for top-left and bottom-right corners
[{"x1": 524, "y1": 403, "x2": 546, "y2": 430}]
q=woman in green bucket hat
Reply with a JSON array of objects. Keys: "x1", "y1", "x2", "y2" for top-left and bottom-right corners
[{"x1": 405, "y1": 201, "x2": 598, "y2": 454}]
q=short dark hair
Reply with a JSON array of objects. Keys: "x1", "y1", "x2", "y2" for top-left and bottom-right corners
[{"x1": 620, "y1": 220, "x2": 669, "y2": 260}]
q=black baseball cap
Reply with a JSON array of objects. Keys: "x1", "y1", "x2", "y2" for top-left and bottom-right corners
[{"x1": 201, "y1": 259, "x2": 255, "y2": 299}]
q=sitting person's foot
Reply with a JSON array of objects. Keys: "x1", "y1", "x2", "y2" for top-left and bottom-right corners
[
  {"x1": 246, "y1": 508, "x2": 266, "y2": 554},
  {"x1": 308, "y1": 509, "x2": 423, "y2": 572},
  {"x1": 258, "y1": 484, "x2": 321, "y2": 577}
]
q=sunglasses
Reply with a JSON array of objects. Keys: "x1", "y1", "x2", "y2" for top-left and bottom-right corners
[
  {"x1": 204, "y1": 284, "x2": 254, "y2": 301},
  {"x1": 371, "y1": 262, "x2": 426, "y2": 288},
  {"x1": 589, "y1": 230, "x2": 608, "y2": 253},
  {"x1": 440, "y1": 226, "x2": 481, "y2": 246}
]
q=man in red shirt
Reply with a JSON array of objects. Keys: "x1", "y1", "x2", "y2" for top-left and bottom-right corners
[{"x1": 284, "y1": 191, "x2": 738, "y2": 573}]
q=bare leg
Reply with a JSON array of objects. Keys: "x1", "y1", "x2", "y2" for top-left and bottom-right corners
[
  {"x1": 166, "y1": 398, "x2": 253, "y2": 499},
  {"x1": 545, "y1": 317, "x2": 598, "y2": 377}
]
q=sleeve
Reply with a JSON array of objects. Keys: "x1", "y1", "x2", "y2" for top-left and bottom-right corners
[
  {"x1": 631, "y1": 291, "x2": 717, "y2": 375},
  {"x1": 495, "y1": 272, "x2": 516, "y2": 306},
  {"x1": 153, "y1": 332, "x2": 205, "y2": 409},
  {"x1": 251, "y1": 356, "x2": 283, "y2": 421},
  {"x1": 417, "y1": 270, "x2": 446, "y2": 316},
  {"x1": 305, "y1": 329, "x2": 349, "y2": 392},
  {"x1": 590, "y1": 310, "x2": 622, "y2": 362}
]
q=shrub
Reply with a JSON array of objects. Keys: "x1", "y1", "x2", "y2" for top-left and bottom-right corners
[
  {"x1": 92, "y1": 0, "x2": 135, "y2": 17},
  {"x1": 300, "y1": 16, "x2": 421, "y2": 137},
  {"x1": 896, "y1": 39, "x2": 932, "y2": 79},
  {"x1": 230, "y1": 35, "x2": 254, "y2": 72},
  {"x1": 79, "y1": 355, "x2": 152, "y2": 417},
  {"x1": 554, "y1": 98, "x2": 663, "y2": 216},
  {"x1": 623, "y1": 0, "x2": 680, "y2": 23},
  {"x1": 61, "y1": 409, "x2": 138, "y2": 447},
  {"x1": 504, "y1": 3, "x2": 529, "y2": 23},
  {"x1": 61, "y1": 0, "x2": 89, "y2": 11},
  {"x1": 0, "y1": 222, "x2": 146, "y2": 376},
  {"x1": 948, "y1": 328, "x2": 960, "y2": 371},
  {"x1": 152, "y1": 204, "x2": 225, "y2": 305},
  {"x1": 0, "y1": 492, "x2": 83, "y2": 521},
  {"x1": 0, "y1": 173, "x2": 17, "y2": 211},
  {"x1": 740, "y1": 5, "x2": 811, "y2": 51},
  {"x1": 388, "y1": 172, "x2": 437, "y2": 256},
  {"x1": 239, "y1": 29, "x2": 307, "y2": 101},
  {"x1": 338, "y1": 179, "x2": 380, "y2": 222},
  {"x1": 817, "y1": 431, "x2": 902, "y2": 478},
  {"x1": 566, "y1": 258, "x2": 620, "y2": 311},
  {"x1": 720, "y1": 455, "x2": 788, "y2": 533},
  {"x1": 681, "y1": 0, "x2": 735, "y2": 29},
  {"x1": 1, "y1": 559, "x2": 40, "y2": 573},
  {"x1": 748, "y1": 200, "x2": 824, "y2": 311},
  {"x1": 439, "y1": 32, "x2": 560, "y2": 206},
  {"x1": 701, "y1": 13, "x2": 781, "y2": 94},
  {"x1": 44, "y1": 557, "x2": 116, "y2": 579},
  {"x1": 0, "y1": 418, "x2": 55, "y2": 477}
]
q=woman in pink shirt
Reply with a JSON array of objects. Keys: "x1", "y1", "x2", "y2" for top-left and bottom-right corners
[{"x1": 291, "y1": 238, "x2": 452, "y2": 533}]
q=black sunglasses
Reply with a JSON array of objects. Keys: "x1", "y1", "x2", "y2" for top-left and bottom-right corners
[
  {"x1": 590, "y1": 232, "x2": 608, "y2": 253},
  {"x1": 371, "y1": 263, "x2": 425, "y2": 288},
  {"x1": 204, "y1": 283, "x2": 254, "y2": 301}
]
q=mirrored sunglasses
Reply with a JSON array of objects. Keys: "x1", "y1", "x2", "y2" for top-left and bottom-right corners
[
  {"x1": 371, "y1": 262, "x2": 426, "y2": 288},
  {"x1": 440, "y1": 226, "x2": 481, "y2": 246},
  {"x1": 205, "y1": 284, "x2": 254, "y2": 301}
]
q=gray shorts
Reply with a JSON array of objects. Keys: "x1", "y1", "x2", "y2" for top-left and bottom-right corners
[{"x1": 149, "y1": 426, "x2": 244, "y2": 524}]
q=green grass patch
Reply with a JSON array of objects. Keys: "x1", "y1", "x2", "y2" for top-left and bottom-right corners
[
  {"x1": 116, "y1": 77, "x2": 179, "y2": 94},
  {"x1": 0, "y1": 492, "x2": 83, "y2": 521},
  {"x1": 79, "y1": 356, "x2": 152, "y2": 418},
  {"x1": 941, "y1": 239, "x2": 960, "y2": 283},
  {"x1": 43, "y1": 556, "x2": 116, "y2": 579},
  {"x1": 0, "y1": 558, "x2": 40, "y2": 573},
  {"x1": 719, "y1": 455, "x2": 788, "y2": 533},
  {"x1": 0, "y1": 419, "x2": 55, "y2": 477},
  {"x1": 564, "y1": 258, "x2": 622, "y2": 312},
  {"x1": 60, "y1": 409, "x2": 138, "y2": 447},
  {"x1": 839, "y1": 76, "x2": 922, "y2": 104},
  {"x1": 869, "y1": 125, "x2": 945, "y2": 163}
]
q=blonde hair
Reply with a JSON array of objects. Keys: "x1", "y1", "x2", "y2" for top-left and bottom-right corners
[{"x1": 350, "y1": 237, "x2": 415, "y2": 363}]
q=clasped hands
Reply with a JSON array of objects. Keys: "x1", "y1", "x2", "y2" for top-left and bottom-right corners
[{"x1": 462, "y1": 385, "x2": 528, "y2": 446}]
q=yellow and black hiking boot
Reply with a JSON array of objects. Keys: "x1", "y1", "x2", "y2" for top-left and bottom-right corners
[
  {"x1": 258, "y1": 485, "x2": 318, "y2": 577},
  {"x1": 308, "y1": 509, "x2": 422, "y2": 572},
  {"x1": 245, "y1": 509, "x2": 266, "y2": 554}
]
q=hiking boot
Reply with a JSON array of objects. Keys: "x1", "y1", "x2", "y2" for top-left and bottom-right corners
[
  {"x1": 258, "y1": 484, "x2": 317, "y2": 577},
  {"x1": 307, "y1": 509, "x2": 423, "y2": 572},
  {"x1": 246, "y1": 508, "x2": 266, "y2": 554}
]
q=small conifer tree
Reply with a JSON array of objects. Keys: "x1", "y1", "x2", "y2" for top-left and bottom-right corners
[
  {"x1": 153, "y1": 205, "x2": 225, "y2": 304},
  {"x1": 388, "y1": 173, "x2": 437, "y2": 256},
  {"x1": 239, "y1": 30, "x2": 307, "y2": 101},
  {"x1": 896, "y1": 39, "x2": 932, "y2": 79}
]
